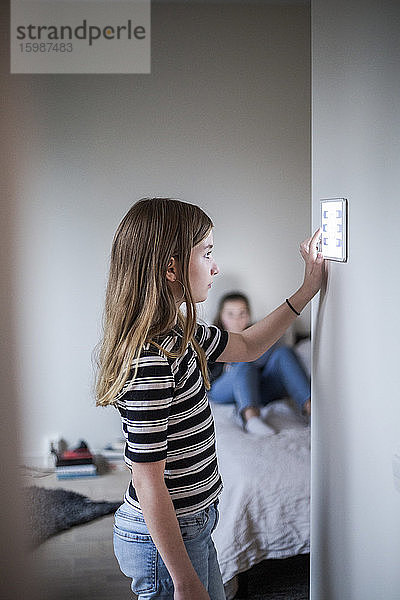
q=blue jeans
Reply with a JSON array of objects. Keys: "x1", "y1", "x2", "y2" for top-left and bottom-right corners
[
  {"x1": 113, "y1": 500, "x2": 225, "y2": 600},
  {"x1": 209, "y1": 345, "x2": 310, "y2": 414}
]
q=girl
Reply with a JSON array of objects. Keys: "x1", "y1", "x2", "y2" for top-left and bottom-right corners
[
  {"x1": 95, "y1": 197, "x2": 323, "y2": 600},
  {"x1": 209, "y1": 292, "x2": 311, "y2": 437}
]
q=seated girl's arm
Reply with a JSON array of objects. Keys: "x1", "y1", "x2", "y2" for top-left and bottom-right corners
[
  {"x1": 132, "y1": 461, "x2": 210, "y2": 600},
  {"x1": 217, "y1": 229, "x2": 324, "y2": 364}
]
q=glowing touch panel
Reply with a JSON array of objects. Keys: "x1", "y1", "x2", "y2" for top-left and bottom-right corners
[{"x1": 320, "y1": 198, "x2": 347, "y2": 262}]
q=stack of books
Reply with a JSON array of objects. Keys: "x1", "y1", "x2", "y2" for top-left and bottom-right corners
[
  {"x1": 56, "y1": 443, "x2": 97, "y2": 479},
  {"x1": 101, "y1": 439, "x2": 126, "y2": 471}
]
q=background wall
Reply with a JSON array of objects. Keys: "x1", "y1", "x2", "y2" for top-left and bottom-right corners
[
  {"x1": 11, "y1": 2, "x2": 311, "y2": 464},
  {"x1": 311, "y1": 0, "x2": 400, "y2": 598}
]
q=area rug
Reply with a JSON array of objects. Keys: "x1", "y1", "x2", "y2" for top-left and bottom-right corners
[{"x1": 25, "y1": 486, "x2": 121, "y2": 548}]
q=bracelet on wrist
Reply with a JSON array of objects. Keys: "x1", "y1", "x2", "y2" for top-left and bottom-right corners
[{"x1": 285, "y1": 298, "x2": 300, "y2": 316}]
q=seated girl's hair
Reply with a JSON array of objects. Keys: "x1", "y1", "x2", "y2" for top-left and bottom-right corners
[
  {"x1": 95, "y1": 198, "x2": 213, "y2": 406},
  {"x1": 213, "y1": 292, "x2": 251, "y2": 329}
]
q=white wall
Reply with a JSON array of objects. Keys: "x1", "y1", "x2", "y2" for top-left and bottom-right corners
[
  {"x1": 0, "y1": 1, "x2": 39, "y2": 596},
  {"x1": 311, "y1": 1, "x2": 400, "y2": 598},
  {"x1": 11, "y1": 3, "x2": 310, "y2": 463}
]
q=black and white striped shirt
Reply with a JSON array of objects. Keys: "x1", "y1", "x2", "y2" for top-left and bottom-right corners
[{"x1": 115, "y1": 323, "x2": 229, "y2": 516}]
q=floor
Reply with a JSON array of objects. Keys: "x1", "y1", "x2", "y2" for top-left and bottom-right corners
[
  {"x1": 26, "y1": 467, "x2": 134, "y2": 600},
  {"x1": 235, "y1": 555, "x2": 309, "y2": 600}
]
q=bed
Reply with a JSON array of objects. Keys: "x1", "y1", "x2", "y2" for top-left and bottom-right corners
[{"x1": 211, "y1": 391, "x2": 310, "y2": 599}]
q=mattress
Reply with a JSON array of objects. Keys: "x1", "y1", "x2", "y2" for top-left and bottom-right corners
[{"x1": 211, "y1": 400, "x2": 311, "y2": 587}]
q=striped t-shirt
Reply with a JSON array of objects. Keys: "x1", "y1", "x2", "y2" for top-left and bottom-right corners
[{"x1": 114, "y1": 323, "x2": 229, "y2": 516}]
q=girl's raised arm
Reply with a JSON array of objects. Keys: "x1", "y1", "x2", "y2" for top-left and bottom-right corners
[{"x1": 217, "y1": 228, "x2": 324, "y2": 364}]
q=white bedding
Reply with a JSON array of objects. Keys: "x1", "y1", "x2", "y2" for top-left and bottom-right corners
[{"x1": 211, "y1": 400, "x2": 310, "y2": 588}]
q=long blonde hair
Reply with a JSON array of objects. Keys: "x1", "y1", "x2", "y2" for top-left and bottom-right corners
[{"x1": 95, "y1": 198, "x2": 213, "y2": 406}]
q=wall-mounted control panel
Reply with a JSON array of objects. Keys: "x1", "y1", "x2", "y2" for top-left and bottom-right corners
[{"x1": 320, "y1": 198, "x2": 348, "y2": 262}]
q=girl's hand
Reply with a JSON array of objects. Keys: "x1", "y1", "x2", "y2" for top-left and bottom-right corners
[
  {"x1": 174, "y1": 577, "x2": 210, "y2": 600},
  {"x1": 299, "y1": 228, "x2": 325, "y2": 300}
]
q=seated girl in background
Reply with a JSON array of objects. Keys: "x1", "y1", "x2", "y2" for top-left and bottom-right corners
[{"x1": 208, "y1": 292, "x2": 311, "y2": 437}]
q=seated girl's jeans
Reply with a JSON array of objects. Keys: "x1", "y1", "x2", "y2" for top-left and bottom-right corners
[
  {"x1": 113, "y1": 500, "x2": 225, "y2": 600},
  {"x1": 209, "y1": 345, "x2": 310, "y2": 414}
]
